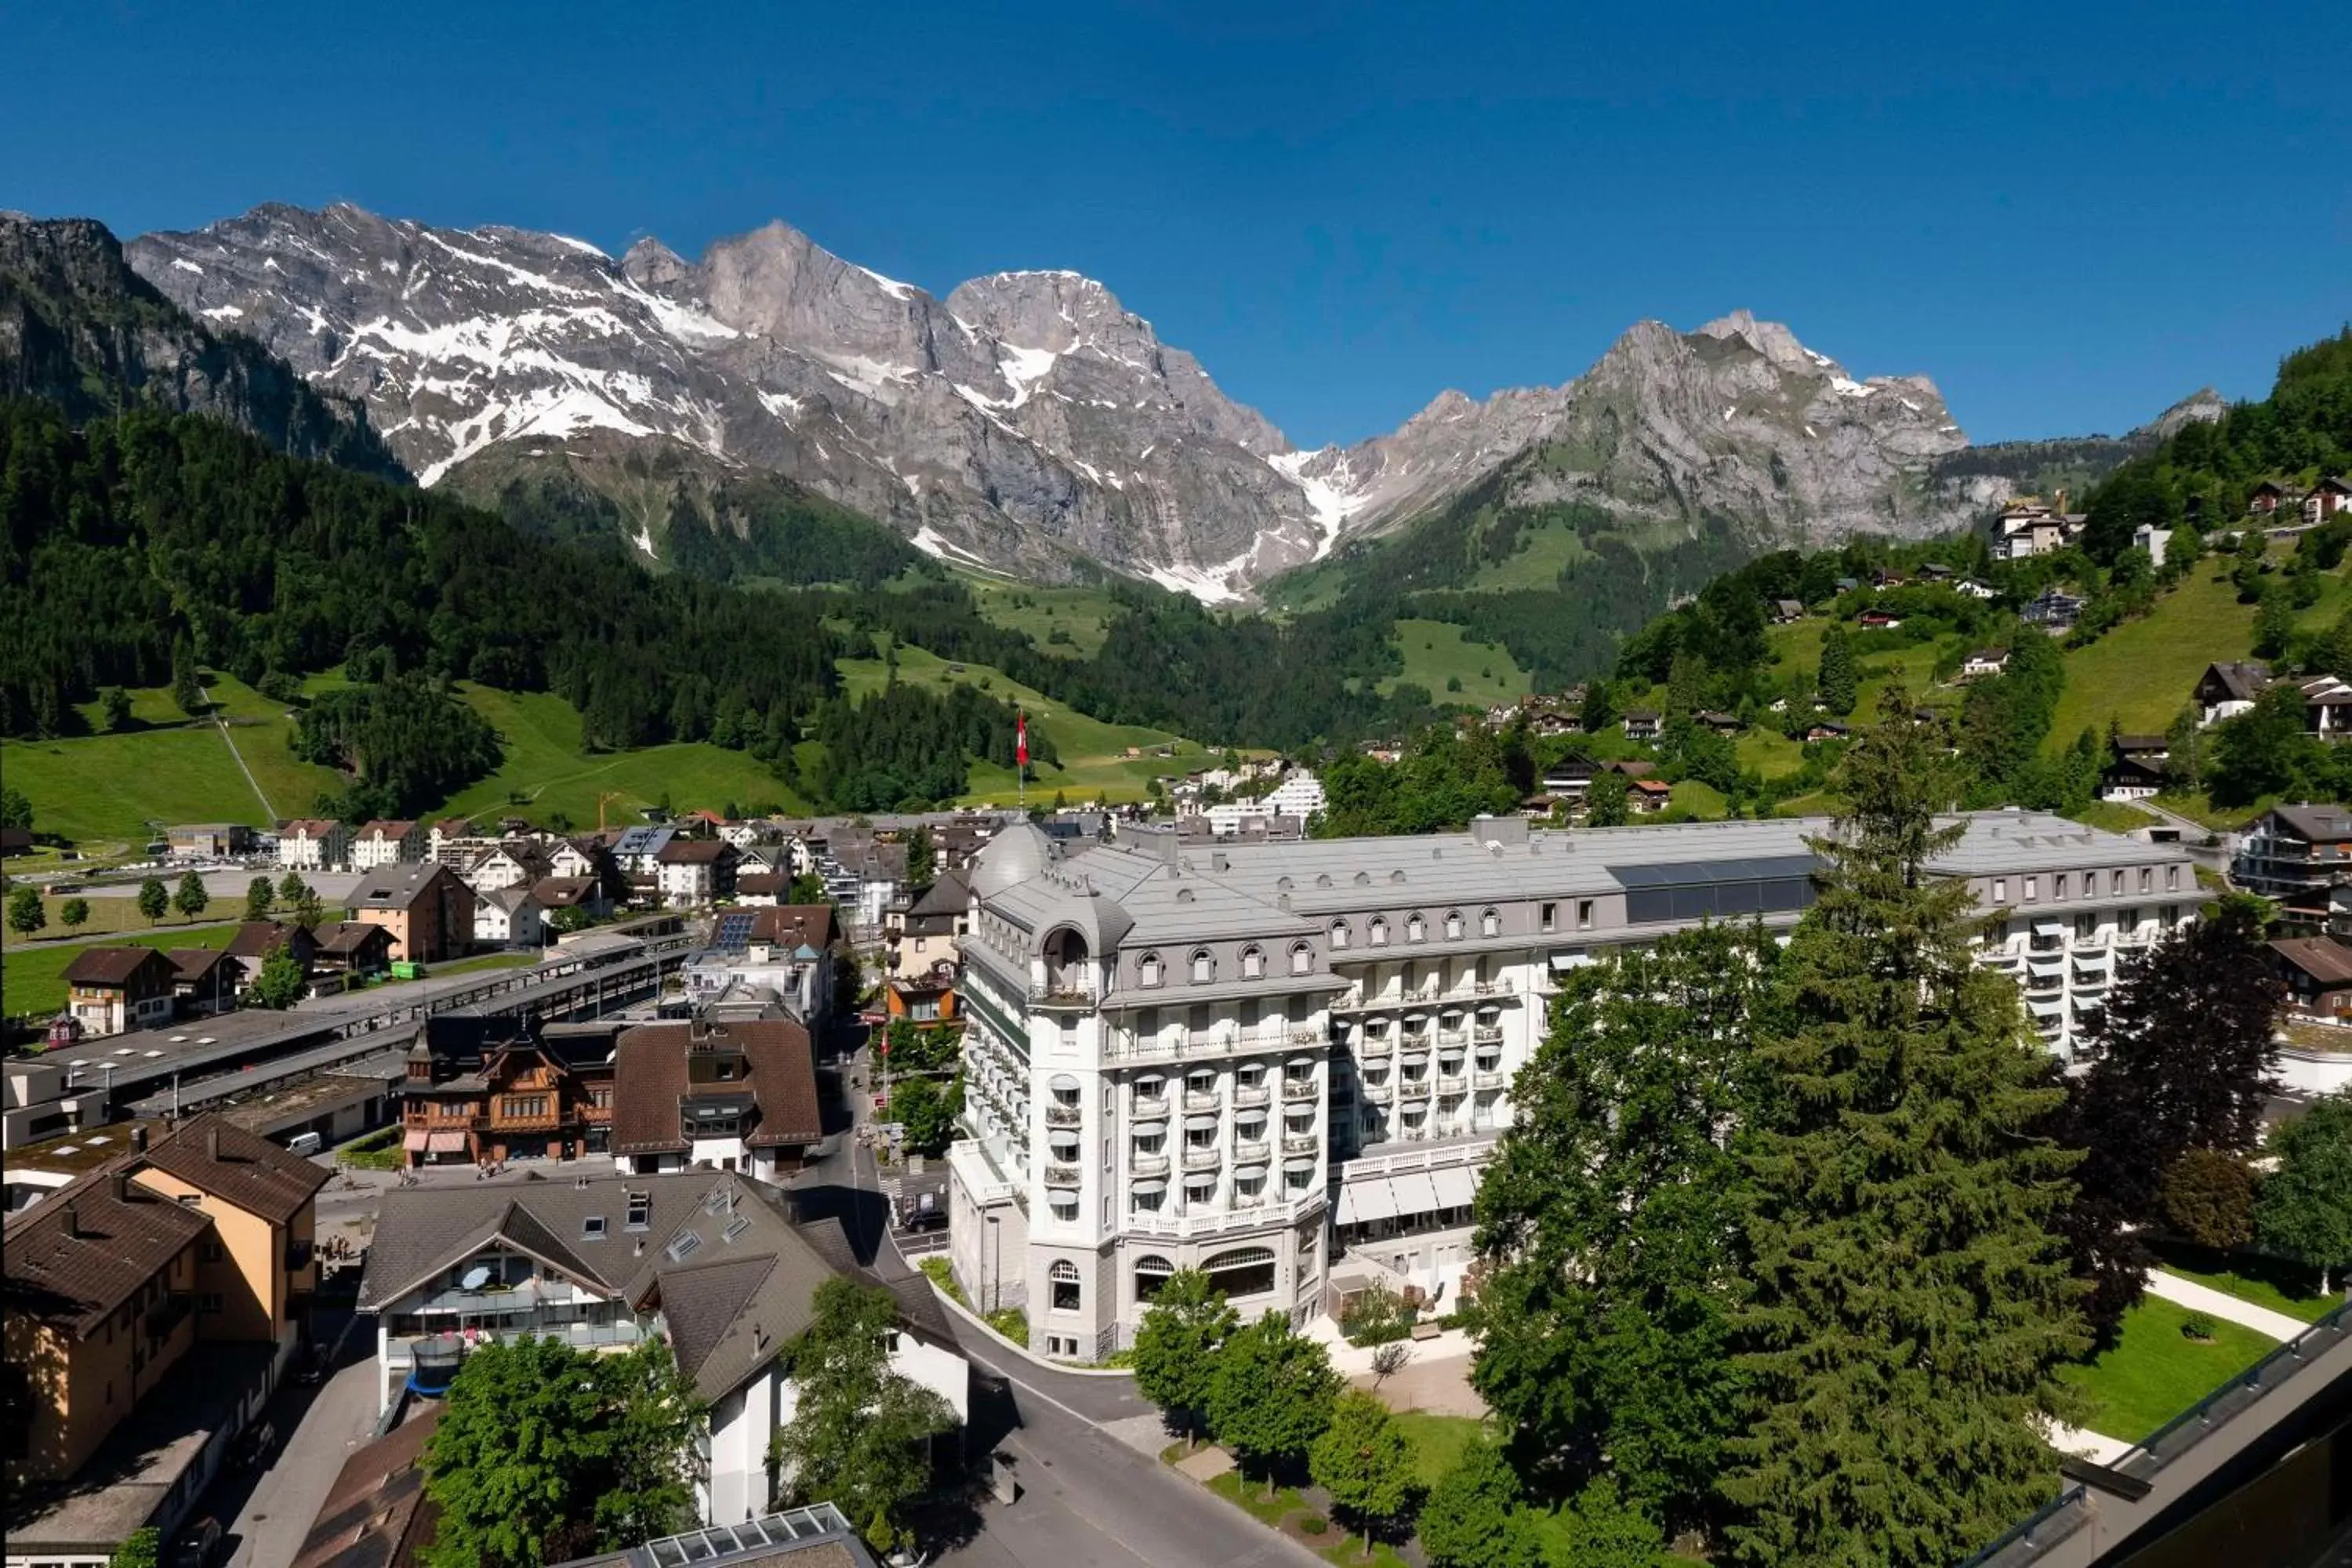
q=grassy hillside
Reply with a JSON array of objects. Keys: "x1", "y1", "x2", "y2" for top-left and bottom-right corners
[
  {"x1": 836, "y1": 639, "x2": 1215, "y2": 804},
  {"x1": 1377, "y1": 620, "x2": 1532, "y2": 705},
  {"x1": 955, "y1": 574, "x2": 1127, "y2": 660}
]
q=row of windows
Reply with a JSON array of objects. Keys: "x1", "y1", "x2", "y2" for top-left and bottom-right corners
[
  {"x1": 1989, "y1": 866, "x2": 2176, "y2": 904},
  {"x1": 1138, "y1": 942, "x2": 1315, "y2": 986}
]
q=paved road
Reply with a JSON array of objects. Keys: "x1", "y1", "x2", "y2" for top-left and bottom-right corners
[{"x1": 198, "y1": 1312, "x2": 381, "y2": 1568}]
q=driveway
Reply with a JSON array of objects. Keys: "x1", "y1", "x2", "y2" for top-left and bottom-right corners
[{"x1": 212, "y1": 1319, "x2": 382, "y2": 1567}]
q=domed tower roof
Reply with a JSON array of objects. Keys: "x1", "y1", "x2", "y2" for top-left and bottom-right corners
[{"x1": 968, "y1": 820, "x2": 1056, "y2": 903}]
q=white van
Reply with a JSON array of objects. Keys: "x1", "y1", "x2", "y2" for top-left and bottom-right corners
[{"x1": 286, "y1": 1132, "x2": 323, "y2": 1158}]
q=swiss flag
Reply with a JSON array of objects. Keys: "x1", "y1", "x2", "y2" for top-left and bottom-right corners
[{"x1": 1017, "y1": 710, "x2": 1029, "y2": 769}]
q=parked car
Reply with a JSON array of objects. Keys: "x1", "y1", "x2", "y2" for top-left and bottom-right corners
[
  {"x1": 902, "y1": 1190, "x2": 947, "y2": 1232},
  {"x1": 234, "y1": 1420, "x2": 278, "y2": 1470},
  {"x1": 293, "y1": 1348, "x2": 331, "y2": 1386},
  {"x1": 172, "y1": 1516, "x2": 223, "y2": 1568}
]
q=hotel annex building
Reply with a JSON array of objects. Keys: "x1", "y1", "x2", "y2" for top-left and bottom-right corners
[{"x1": 944, "y1": 811, "x2": 2197, "y2": 1359}]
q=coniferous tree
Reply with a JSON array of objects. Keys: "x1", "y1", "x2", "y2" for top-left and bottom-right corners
[
  {"x1": 169, "y1": 637, "x2": 204, "y2": 717},
  {"x1": 1585, "y1": 769, "x2": 1632, "y2": 827},
  {"x1": 1816, "y1": 626, "x2": 1857, "y2": 717},
  {"x1": 1472, "y1": 923, "x2": 1774, "y2": 1530},
  {"x1": 1719, "y1": 689, "x2": 2087, "y2": 1567}
]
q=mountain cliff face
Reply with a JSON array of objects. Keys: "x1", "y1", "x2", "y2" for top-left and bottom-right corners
[
  {"x1": 125, "y1": 201, "x2": 1995, "y2": 600},
  {"x1": 0, "y1": 212, "x2": 400, "y2": 476}
]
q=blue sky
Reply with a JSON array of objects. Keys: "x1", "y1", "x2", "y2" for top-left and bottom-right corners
[{"x1": 7, "y1": 0, "x2": 2346, "y2": 447}]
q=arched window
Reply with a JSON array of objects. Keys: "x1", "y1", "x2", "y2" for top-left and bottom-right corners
[
  {"x1": 1406, "y1": 913, "x2": 1427, "y2": 942},
  {"x1": 1290, "y1": 942, "x2": 1313, "y2": 976},
  {"x1": 1368, "y1": 917, "x2": 1388, "y2": 948},
  {"x1": 1443, "y1": 910, "x2": 1464, "y2": 940},
  {"x1": 1049, "y1": 1259, "x2": 1082, "y2": 1312},
  {"x1": 1330, "y1": 920, "x2": 1351, "y2": 950},
  {"x1": 1138, "y1": 952, "x2": 1163, "y2": 988},
  {"x1": 1203, "y1": 1246, "x2": 1278, "y2": 1300},
  {"x1": 1134, "y1": 1254, "x2": 1176, "y2": 1301},
  {"x1": 1191, "y1": 949, "x2": 1214, "y2": 984},
  {"x1": 1480, "y1": 908, "x2": 1501, "y2": 938},
  {"x1": 1241, "y1": 945, "x2": 1265, "y2": 979}
]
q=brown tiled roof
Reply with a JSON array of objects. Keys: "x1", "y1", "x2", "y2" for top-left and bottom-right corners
[
  {"x1": 532, "y1": 877, "x2": 597, "y2": 908},
  {"x1": 291, "y1": 1405, "x2": 442, "y2": 1568},
  {"x1": 359, "y1": 819, "x2": 419, "y2": 840},
  {"x1": 2271, "y1": 937, "x2": 2352, "y2": 988},
  {"x1": 168, "y1": 948, "x2": 236, "y2": 983},
  {"x1": 735, "y1": 873, "x2": 789, "y2": 897},
  {"x1": 226, "y1": 920, "x2": 315, "y2": 959},
  {"x1": 318, "y1": 920, "x2": 393, "y2": 956},
  {"x1": 610, "y1": 1019, "x2": 822, "y2": 1154},
  {"x1": 745, "y1": 904, "x2": 838, "y2": 949},
  {"x1": 657, "y1": 838, "x2": 735, "y2": 864},
  {"x1": 60, "y1": 947, "x2": 175, "y2": 987},
  {"x1": 281, "y1": 818, "x2": 342, "y2": 837},
  {"x1": 2, "y1": 1166, "x2": 209, "y2": 1335},
  {"x1": 140, "y1": 1112, "x2": 330, "y2": 1226}
]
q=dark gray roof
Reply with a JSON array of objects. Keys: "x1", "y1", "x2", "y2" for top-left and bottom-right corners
[{"x1": 2266, "y1": 803, "x2": 2352, "y2": 844}]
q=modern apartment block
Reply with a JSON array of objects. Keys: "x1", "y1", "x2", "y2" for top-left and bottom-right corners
[{"x1": 944, "y1": 811, "x2": 2197, "y2": 1356}]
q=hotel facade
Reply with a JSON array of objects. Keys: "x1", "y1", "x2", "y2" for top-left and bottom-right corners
[{"x1": 945, "y1": 811, "x2": 2197, "y2": 1359}]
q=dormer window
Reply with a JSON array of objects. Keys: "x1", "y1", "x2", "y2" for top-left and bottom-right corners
[
  {"x1": 1241, "y1": 946, "x2": 1265, "y2": 979},
  {"x1": 1330, "y1": 920, "x2": 1351, "y2": 950},
  {"x1": 1191, "y1": 949, "x2": 1214, "y2": 984},
  {"x1": 1443, "y1": 910, "x2": 1463, "y2": 940},
  {"x1": 1480, "y1": 908, "x2": 1500, "y2": 938},
  {"x1": 1290, "y1": 942, "x2": 1313, "y2": 976},
  {"x1": 1139, "y1": 953, "x2": 1163, "y2": 988},
  {"x1": 625, "y1": 1191, "x2": 652, "y2": 1230},
  {"x1": 1406, "y1": 913, "x2": 1426, "y2": 943}
]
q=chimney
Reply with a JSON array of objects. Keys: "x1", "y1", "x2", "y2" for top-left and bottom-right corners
[
  {"x1": 62, "y1": 1202, "x2": 80, "y2": 1240},
  {"x1": 111, "y1": 1171, "x2": 130, "y2": 1203},
  {"x1": 131, "y1": 1125, "x2": 147, "y2": 1154},
  {"x1": 207, "y1": 1125, "x2": 222, "y2": 1163}
]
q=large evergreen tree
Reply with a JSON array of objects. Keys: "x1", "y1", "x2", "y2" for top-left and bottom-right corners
[
  {"x1": 1719, "y1": 689, "x2": 2088, "y2": 1567},
  {"x1": 1471, "y1": 922, "x2": 1774, "y2": 1529}
]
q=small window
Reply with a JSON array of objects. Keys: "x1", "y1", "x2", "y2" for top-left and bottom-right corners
[
  {"x1": 1330, "y1": 920, "x2": 1351, "y2": 950},
  {"x1": 2024, "y1": 877, "x2": 2038, "y2": 902},
  {"x1": 582, "y1": 1215, "x2": 608, "y2": 1240},
  {"x1": 2140, "y1": 868, "x2": 2152, "y2": 893},
  {"x1": 2111, "y1": 870, "x2": 2125, "y2": 895},
  {"x1": 1049, "y1": 1259, "x2": 1082, "y2": 1312},
  {"x1": 2053, "y1": 873, "x2": 2067, "y2": 900},
  {"x1": 626, "y1": 1191, "x2": 652, "y2": 1230},
  {"x1": 1191, "y1": 949, "x2": 1214, "y2": 984},
  {"x1": 2167, "y1": 866, "x2": 2180, "y2": 891},
  {"x1": 1539, "y1": 902, "x2": 1556, "y2": 933},
  {"x1": 1290, "y1": 942, "x2": 1312, "y2": 976},
  {"x1": 1479, "y1": 909, "x2": 1500, "y2": 938},
  {"x1": 1241, "y1": 946, "x2": 1265, "y2": 979},
  {"x1": 1139, "y1": 953, "x2": 1163, "y2": 988},
  {"x1": 1369, "y1": 918, "x2": 1388, "y2": 947},
  {"x1": 1577, "y1": 900, "x2": 1594, "y2": 930},
  {"x1": 1406, "y1": 913, "x2": 1426, "y2": 942},
  {"x1": 1992, "y1": 877, "x2": 2007, "y2": 902},
  {"x1": 1443, "y1": 911, "x2": 1463, "y2": 940}
]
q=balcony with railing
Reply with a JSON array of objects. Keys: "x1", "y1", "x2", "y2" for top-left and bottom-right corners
[
  {"x1": 1282, "y1": 1077, "x2": 1319, "y2": 1102},
  {"x1": 1355, "y1": 1033, "x2": 1393, "y2": 1058},
  {"x1": 1282, "y1": 1132, "x2": 1319, "y2": 1156},
  {"x1": 1029, "y1": 981, "x2": 1100, "y2": 1012},
  {"x1": 1435, "y1": 1028, "x2": 1468, "y2": 1049},
  {"x1": 1044, "y1": 1163, "x2": 1083, "y2": 1187},
  {"x1": 1124, "y1": 1189, "x2": 1327, "y2": 1240},
  {"x1": 1362, "y1": 1077, "x2": 1394, "y2": 1102},
  {"x1": 1472, "y1": 1025, "x2": 1504, "y2": 1045},
  {"x1": 1181, "y1": 1145, "x2": 1223, "y2": 1172},
  {"x1": 1472, "y1": 1069, "x2": 1508, "y2": 1091},
  {"x1": 1130, "y1": 1148, "x2": 1171, "y2": 1177},
  {"x1": 1104, "y1": 1028, "x2": 1271, "y2": 1065},
  {"x1": 1132, "y1": 1093, "x2": 1170, "y2": 1120},
  {"x1": 1287, "y1": 1027, "x2": 1325, "y2": 1046},
  {"x1": 1232, "y1": 1082, "x2": 1271, "y2": 1108},
  {"x1": 1044, "y1": 1102, "x2": 1083, "y2": 1127}
]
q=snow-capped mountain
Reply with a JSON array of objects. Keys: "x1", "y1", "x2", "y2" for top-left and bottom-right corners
[{"x1": 127, "y1": 203, "x2": 1986, "y2": 599}]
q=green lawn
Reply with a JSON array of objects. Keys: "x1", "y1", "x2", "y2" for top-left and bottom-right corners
[
  {"x1": 1390, "y1": 1410, "x2": 1483, "y2": 1487},
  {"x1": 2068, "y1": 800, "x2": 2161, "y2": 833},
  {"x1": 837, "y1": 639, "x2": 1213, "y2": 805},
  {"x1": 408, "y1": 951, "x2": 540, "y2": 979},
  {"x1": 1463, "y1": 515, "x2": 1592, "y2": 593},
  {"x1": 2056, "y1": 1296, "x2": 2281, "y2": 1443},
  {"x1": 957, "y1": 574, "x2": 1127, "y2": 660},
  {"x1": 2, "y1": 923, "x2": 239, "y2": 1020},
  {"x1": 2149, "y1": 1249, "x2": 2339, "y2": 1326},
  {"x1": 5, "y1": 897, "x2": 243, "y2": 940},
  {"x1": 2051, "y1": 567, "x2": 2256, "y2": 746},
  {"x1": 1736, "y1": 726, "x2": 1806, "y2": 777},
  {"x1": 1377, "y1": 620, "x2": 1532, "y2": 706}
]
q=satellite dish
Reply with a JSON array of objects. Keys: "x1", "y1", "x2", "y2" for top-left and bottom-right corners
[{"x1": 459, "y1": 1265, "x2": 493, "y2": 1290}]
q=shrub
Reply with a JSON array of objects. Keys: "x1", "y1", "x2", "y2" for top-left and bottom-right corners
[
  {"x1": 1339, "y1": 1282, "x2": 1416, "y2": 1347},
  {"x1": 2181, "y1": 1312, "x2": 2219, "y2": 1341},
  {"x1": 2163, "y1": 1148, "x2": 2257, "y2": 1252},
  {"x1": 1299, "y1": 1515, "x2": 1328, "y2": 1535}
]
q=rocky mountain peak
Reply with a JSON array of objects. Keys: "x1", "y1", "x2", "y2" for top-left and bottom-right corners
[{"x1": 621, "y1": 235, "x2": 689, "y2": 290}]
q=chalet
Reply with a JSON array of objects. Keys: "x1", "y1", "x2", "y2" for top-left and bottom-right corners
[
  {"x1": 2099, "y1": 753, "x2": 2167, "y2": 804},
  {"x1": 314, "y1": 921, "x2": 396, "y2": 977},
  {"x1": 2269, "y1": 937, "x2": 2352, "y2": 1021},
  {"x1": 609, "y1": 1016, "x2": 824, "y2": 1182},
  {"x1": 223, "y1": 920, "x2": 319, "y2": 989},
  {"x1": 1962, "y1": 648, "x2": 2011, "y2": 680},
  {"x1": 1871, "y1": 568, "x2": 1907, "y2": 588},
  {"x1": 717, "y1": 820, "x2": 768, "y2": 849},
  {"x1": 1628, "y1": 778, "x2": 1674, "y2": 815},
  {"x1": 2113, "y1": 734, "x2": 2167, "y2": 760},
  {"x1": 731, "y1": 871, "x2": 790, "y2": 907},
  {"x1": 1602, "y1": 759, "x2": 1657, "y2": 779},
  {"x1": 166, "y1": 823, "x2": 258, "y2": 861},
  {"x1": 462, "y1": 841, "x2": 554, "y2": 893},
  {"x1": 1622, "y1": 710, "x2": 1662, "y2": 742},
  {"x1": 2302, "y1": 673, "x2": 2352, "y2": 738},
  {"x1": 350, "y1": 820, "x2": 423, "y2": 871},
  {"x1": 1696, "y1": 710, "x2": 1744, "y2": 733},
  {"x1": 548, "y1": 837, "x2": 612, "y2": 884},
  {"x1": 276, "y1": 818, "x2": 350, "y2": 873},
  {"x1": 1956, "y1": 578, "x2": 1998, "y2": 600},
  {"x1": 0, "y1": 826, "x2": 31, "y2": 855},
  {"x1": 2020, "y1": 590, "x2": 2083, "y2": 631},
  {"x1": 1997, "y1": 504, "x2": 2069, "y2": 560},
  {"x1": 2306, "y1": 476, "x2": 2352, "y2": 524},
  {"x1": 656, "y1": 838, "x2": 741, "y2": 907},
  {"x1": 2249, "y1": 481, "x2": 2289, "y2": 515},
  {"x1": 1857, "y1": 609, "x2": 1903, "y2": 630},
  {"x1": 399, "y1": 1014, "x2": 620, "y2": 1165},
  {"x1": 1806, "y1": 721, "x2": 1852, "y2": 743},
  {"x1": 2234, "y1": 804, "x2": 2352, "y2": 928},
  {"x1": 1918, "y1": 563, "x2": 1955, "y2": 581},
  {"x1": 1541, "y1": 761, "x2": 1595, "y2": 797},
  {"x1": 348, "y1": 862, "x2": 474, "y2": 963},
  {"x1": 1771, "y1": 598, "x2": 1806, "y2": 624},
  {"x1": 60, "y1": 947, "x2": 177, "y2": 1036},
  {"x1": 473, "y1": 885, "x2": 546, "y2": 949},
  {"x1": 532, "y1": 876, "x2": 608, "y2": 923},
  {"x1": 2196, "y1": 661, "x2": 2273, "y2": 727},
  {"x1": 167, "y1": 948, "x2": 241, "y2": 1015}
]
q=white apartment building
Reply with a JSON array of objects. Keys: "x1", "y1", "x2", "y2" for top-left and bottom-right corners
[
  {"x1": 946, "y1": 811, "x2": 2196, "y2": 1356},
  {"x1": 351, "y1": 820, "x2": 423, "y2": 870},
  {"x1": 276, "y1": 818, "x2": 350, "y2": 873}
]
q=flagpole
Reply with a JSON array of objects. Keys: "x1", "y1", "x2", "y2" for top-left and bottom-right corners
[{"x1": 1017, "y1": 710, "x2": 1027, "y2": 814}]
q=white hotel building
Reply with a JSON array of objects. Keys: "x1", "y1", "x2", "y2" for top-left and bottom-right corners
[{"x1": 946, "y1": 811, "x2": 2197, "y2": 1358}]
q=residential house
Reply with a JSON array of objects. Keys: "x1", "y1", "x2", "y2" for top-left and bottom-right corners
[
  {"x1": 690, "y1": 906, "x2": 841, "y2": 1021},
  {"x1": 612, "y1": 826, "x2": 678, "y2": 905},
  {"x1": 2196, "y1": 660, "x2": 2273, "y2": 727},
  {"x1": 347, "y1": 861, "x2": 474, "y2": 963},
  {"x1": 717, "y1": 821, "x2": 768, "y2": 850},
  {"x1": 2234, "y1": 803, "x2": 2352, "y2": 929},
  {"x1": 1857, "y1": 608, "x2": 1904, "y2": 630},
  {"x1": 1628, "y1": 778, "x2": 1674, "y2": 815},
  {"x1": 223, "y1": 921, "x2": 319, "y2": 991},
  {"x1": 1694, "y1": 710, "x2": 1743, "y2": 734},
  {"x1": 1918, "y1": 563, "x2": 1955, "y2": 581},
  {"x1": 1962, "y1": 648, "x2": 2012, "y2": 681},
  {"x1": 275, "y1": 819, "x2": 350, "y2": 873},
  {"x1": 885, "y1": 873, "x2": 971, "y2": 985},
  {"x1": 2250, "y1": 481, "x2": 2289, "y2": 515},
  {"x1": 289, "y1": 1404, "x2": 442, "y2": 1568},
  {"x1": 165, "y1": 824, "x2": 259, "y2": 862},
  {"x1": 313, "y1": 921, "x2": 396, "y2": 978},
  {"x1": 2132, "y1": 521, "x2": 2172, "y2": 568},
  {"x1": 1541, "y1": 762, "x2": 1595, "y2": 800},
  {"x1": 532, "y1": 877, "x2": 609, "y2": 925},
  {"x1": 350, "y1": 821, "x2": 423, "y2": 871},
  {"x1": 2268, "y1": 937, "x2": 2352, "y2": 1021},
  {"x1": 167, "y1": 949, "x2": 240, "y2": 1017},
  {"x1": 1771, "y1": 597, "x2": 1806, "y2": 623},
  {"x1": 1806, "y1": 721, "x2": 1852, "y2": 743},
  {"x1": 2, "y1": 1115, "x2": 326, "y2": 1560},
  {"x1": 474, "y1": 885, "x2": 546, "y2": 949},
  {"x1": 1955, "y1": 578, "x2": 1998, "y2": 600},
  {"x1": 398, "y1": 1015, "x2": 620, "y2": 1167},
  {"x1": 2020, "y1": 590, "x2": 2084, "y2": 632},
  {"x1": 2306, "y1": 476, "x2": 2352, "y2": 524},
  {"x1": 733, "y1": 872, "x2": 792, "y2": 907},
  {"x1": 2114, "y1": 733, "x2": 2168, "y2": 760},
  {"x1": 2300, "y1": 673, "x2": 2352, "y2": 737},
  {"x1": 656, "y1": 838, "x2": 742, "y2": 908},
  {"x1": 2099, "y1": 753, "x2": 2167, "y2": 803},
  {"x1": 427, "y1": 818, "x2": 495, "y2": 867},
  {"x1": 1621, "y1": 710, "x2": 1662, "y2": 742},
  {"x1": 60, "y1": 949, "x2": 177, "y2": 1037},
  {"x1": 0, "y1": 827, "x2": 31, "y2": 856},
  {"x1": 610, "y1": 1017, "x2": 823, "y2": 1182},
  {"x1": 549, "y1": 837, "x2": 614, "y2": 885},
  {"x1": 354, "y1": 1169, "x2": 969, "y2": 1524},
  {"x1": 462, "y1": 840, "x2": 554, "y2": 893}
]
